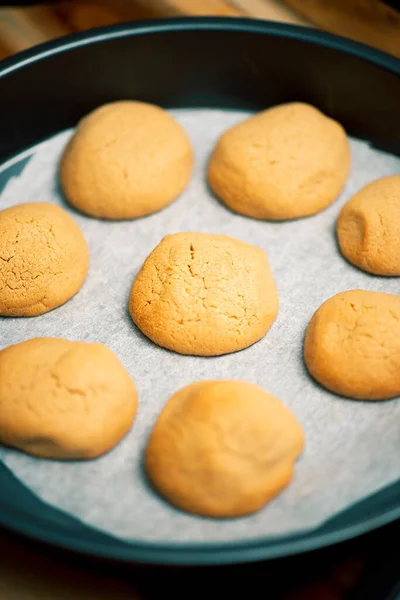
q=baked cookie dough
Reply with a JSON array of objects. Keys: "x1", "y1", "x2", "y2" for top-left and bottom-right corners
[
  {"x1": 60, "y1": 101, "x2": 194, "y2": 220},
  {"x1": 129, "y1": 232, "x2": 279, "y2": 356},
  {"x1": 0, "y1": 337, "x2": 138, "y2": 459},
  {"x1": 337, "y1": 175, "x2": 400, "y2": 275},
  {"x1": 304, "y1": 289, "x2": 400, "y2": 400},
  {"x1": 208, "y1": 102, "x2": 351, "y2": 220},
  {"x1": 145, "y1": 380, "x2": 305, "y2": 518},
  {"x1": 0, "y1": 202, "x2": 89, "y2": 317}
]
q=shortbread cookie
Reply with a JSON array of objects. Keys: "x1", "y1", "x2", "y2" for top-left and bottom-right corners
[
  {"x1": 0, "y1": 202, "x2": 89, "y2": 317},
  {"x1": 0, "y1": 337, "x2": 138, "y2": 459},
  {"x1": 208, "y1": 102, "x2": 351, "y2": 220},
  {"x1": 304, "y1": 289, "x2": 400, "y2": 400},
  {"x1": 145, "y1": 380, "x2": 305, "y2": 517},
  {"x1": 129, "y1": 232, "x2": 279, "y2": 356},
  {"x1": 60, "y1": 101, "x2": 193, "y2": 220},
  {"x1": 337, "y1": 175, "x2": 400, "y2": 275}
]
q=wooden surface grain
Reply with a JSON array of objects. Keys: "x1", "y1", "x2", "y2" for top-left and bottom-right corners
[
  {"x1": 120, "y1": 0, "x2": 242, "y2": 17},
  {"x1": 228, "y1": 0, "x2": 311, "y2": 25},
  {"x1": 0, "y1": 5, "x2": 69, "y2": 54},
  {"x1": 1, "y1": 0, "x2": 399, "y2": 58},
  {"x1": 282, "y1": 0, "x2": 400, "y2": 58}
]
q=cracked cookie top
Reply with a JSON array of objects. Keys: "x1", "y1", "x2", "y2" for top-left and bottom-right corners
[
  {"x1": 337, "y1": 175, "x2": 400, "y2": 276},
  {"x1": 129, "y1": 232, "x2": 279, "y2": 356},
  {"x1": 304, "y1": 289, "x2": 400, "y2": 400},
  {"x1": 145, "y1": 380, "x2": 304, "y2": 517},
  {"x1": 60, "y1": 101, "x2": 194, "y2": 220},
  {"x1": 208, "y1": 102, "x2": 351, "y2": 221},
  {"x1": 0, "y1": 337, "x2": 138, "y2": 459},
  {"x1": 0, "y1": 202, "x2": 89, "y2": 317}
]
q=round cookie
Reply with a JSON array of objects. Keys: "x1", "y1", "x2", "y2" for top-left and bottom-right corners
[
  {"x1": 145, "y1": 380, "x2": 304, "y2": 518},
  {"x1": 129, "y1": 232, "x2": 279, "y2": 356},
  {"x1": 304, "y1": 289, "x2": 400, "y2": 400},
  {"x1": 60, "y1": 101, "x2": 194, "y2": 220},
  {"x1": 0, "y1": 337, "x2": 138, "y2": 459},
  {"x1": 208, "y1": 102, "x2": 351, "y2": 220},
  {"x1": 0, "y1": 203, "x2": 89, "y2": 317},
  {"x1": 337, "y1": 175, "x2": 400, "y2": 275}
]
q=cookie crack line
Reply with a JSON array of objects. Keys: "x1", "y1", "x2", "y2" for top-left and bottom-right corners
[
  {"x1": 60, "y1": 100, "x2": 194, "y2": 220},
  {"x1": 0, "y1": 255, "x2": 15, "y2": 263},
  {"x1": 50, "y1": 372, "x2": 88, "y2": 398},
  {"x1": 182, "y1": 242, "x2": 248, "y2": 325},
  {"x1": 0, "y1": 203, "x2": 89, "y2": 317},
  {"x1": 131, "y1": 233, "x2": 278, "y2": 356},
  {"x1": 0, "y1": 338, "x2": 138, "y2": 459},
  {"x1": 305, "y1": 290, "x2": 400, "y2": 400},
  {"x1": 145, "y1": 381, "x2": 304, "y2": 518}
]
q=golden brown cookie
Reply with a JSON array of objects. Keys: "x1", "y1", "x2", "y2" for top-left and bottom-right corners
[
  {"x1": 304, "y1": 289, "x2": 400, "y2": 400},
  {"x1": 337, "y1": 175, "x2": 400, "y2": 275},
  {"x1": 60, "y1": 101, "x2": 193, "y2": 220},
  {"x1": 0, "y1": 203, "x2": 89, "y2": 317},
  {"x1": 0, "y1": 337, "x2": 138, "y2": 459},
  {"x1": 145, "y1": 380, "x2": 305, "y2": 518},
  {"x1": 129, "y1": 232, "x2": 279, "y2": 356},
  {"x1": 208, "y1": 102, "x2": 351, "y2": 220}
]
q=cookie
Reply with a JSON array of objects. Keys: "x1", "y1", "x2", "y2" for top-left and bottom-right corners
[
  {"x1": 129, "y1": 232, "x2": 279, "y2": 356},
  {"x1": 60, "y1": 101, "x2": 194, "y2": 220},
  {"x1": 208, "y1": 102, "x2": 351, "y2": 220},
  {"x1": 145, "y1": 380, "x2": 305, "y2": 518},
  {"x1": 304, "y1": 289, "x2": 400, "y2": 400},
  {"x1": 337, "y1": 175, "x2": 400, "y2": 275},
  {"x1": 0, "y1": 202, "x2": 89, "y2": 317},
  {"x1": 0, "y1": 337, "x2": 138, "y2": 459}
]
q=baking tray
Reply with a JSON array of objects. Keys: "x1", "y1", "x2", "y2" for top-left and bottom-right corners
[{"x1": 0, "y1": 17, "x2": 400, "y2": 566}]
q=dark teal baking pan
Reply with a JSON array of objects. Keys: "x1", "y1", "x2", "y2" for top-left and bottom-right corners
[{"x1": 0, "y1": 17, "x2": 399, "y2": 565}]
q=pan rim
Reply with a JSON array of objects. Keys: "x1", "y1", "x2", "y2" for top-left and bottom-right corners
[
  {"x1": 0, "y1": 16, "x2": 399, "y2": 565},
  {"x1": 0, "y1": 485, "x2": 399, "y2": 565},
  {"x1": 0, "y1": 16, "x2": 399, "y2": 80}
]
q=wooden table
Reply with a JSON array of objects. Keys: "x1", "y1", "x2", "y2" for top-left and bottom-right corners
[
  {"x1": 1, "y1": 0, "x2": 399, "y2": 59},
  {"x1": 0, "y1": 1, "x2": 399, "y2": 597}
]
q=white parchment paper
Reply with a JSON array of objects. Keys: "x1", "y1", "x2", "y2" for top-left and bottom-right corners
[{"x1": 0, "y1": 109, "x2": 399, "y2": 543}]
